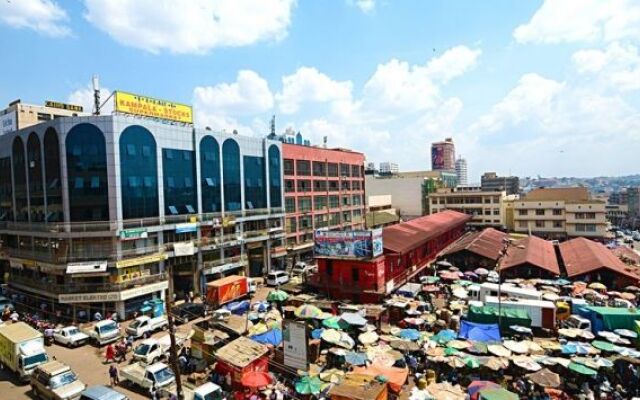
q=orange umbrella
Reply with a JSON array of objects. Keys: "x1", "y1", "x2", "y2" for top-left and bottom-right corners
[{"x1": 241, "y1": 371, "x2": 272, "y2": 388}]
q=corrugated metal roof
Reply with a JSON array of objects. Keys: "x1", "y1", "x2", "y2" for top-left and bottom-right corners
[
  {"x1": 499, "y1": 235, "x2": 560, "y2": 276},
  {"x1": 559, "y1": 237, "x2": 639, "y2": 280},
  {"x1": 382, "y1": 211, "x2": 471, "y2": 254},
  {"x1": 441, "y1": 228, "x2": 507, "y2": 261}
]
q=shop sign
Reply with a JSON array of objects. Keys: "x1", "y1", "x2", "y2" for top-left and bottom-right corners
[
  {"x1": 44, "y1": 100, "x2": 83, "y2": 112},
  {"x1": 203, "y1": 262, "x2": 241, "y2": 276},
  {"x1": 59, "y1": 292, "x2": 120, "y2": 304},
  {"x1": 173, "y1": 241, "x2": 195, "y2": 257},
  {"x1": 120, "y1": 280, "x2": 168, "y2": 301},
  {"x1": 222, "y1": 216, "x2": 236, "y2": 227},
  {"x1": 9, "y1": 258, "x2": 36, "y2": 269},
  {"x1": 283, "y1": 320, "x2": 308, "y2": 371},
  {"x1": 66, "y1": 261, "x2": 108, "y2": 274},
  {"x1": 116, "y1": 252, "x2": 167, "y2": 269},
  {"x1": 9, "y1": 260, "x2": 23, "y2": 270},
  {"x1": 314, "y1": 228, "x2": 383, "y2": 259},
  {"x1": 119, "y1": 228, "x2": 148, "y2": 241},
  {"x1": 175, "y1": 222, "x2": 197, "y2": 234},
  {"x1": 0, "y1": 111, "x2": 16, "y2": 135},
  {"x1": 114, "y1": 90, "x2": 193, "y2": 124}
]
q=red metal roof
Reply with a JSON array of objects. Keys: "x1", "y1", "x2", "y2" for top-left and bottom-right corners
[
  {"x1": 441, "y1": 228, "x2": 507, "y2": 261},
  {"x1": 499, "y1": 235, "x2": 560, "y2": 276},
  {"x1": 382, "y1": 211, "x2": 471, "y2": 254},
  {"x1": 559, "y1": 237, "x2": 640, "y2": 280}
]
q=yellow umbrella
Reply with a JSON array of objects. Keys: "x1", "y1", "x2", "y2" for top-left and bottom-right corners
[
  {"x1": 319, "y1": 368, "x2": 345, "y2": 383},
  {"x1": 588, "y1": 282, "x2": 607, "y2": 290},
  {"x1": 248, "y1": 322, "x2": 269, "y2": 336}
]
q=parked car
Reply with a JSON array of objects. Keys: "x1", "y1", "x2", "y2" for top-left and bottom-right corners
[
  {"x1": 80, "y1": 385, "x2": 129, "y2": 400},
  {"x1": 266, "y1": 271, "x2": 289, "y2": 286},
  {"x1": 247, "y1": 278, "x2": 258, "y2": 294},
  {"x1": 120, "y1": 362, "x2": 175, "y2": 392},
  {"x1": 171, "y1": 303, "x2": 205, "y2": 324},
  {"x1": 125, "y1": 315, "x2": 168, "y2": 339},
  {"x1": 30, "y1": 360, "x2": 86, "y2": 400},
  {"x1": 291, "y1": 262, "x2": 316, "y2": 277},
  {"x1": 82, "y1": 319, "x2": 120, "y2": 346},
  {"x1": 562, "y1": 315, "x2": 592, "y2": 331},
  {"x1": 53, "y1": 326, "x2": 90, "y2": 348}
]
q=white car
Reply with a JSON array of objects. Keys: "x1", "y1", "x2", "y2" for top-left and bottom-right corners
[
  {"x1": 126, "y1": 315, "x2": 168, "y2": 339},
  {"x1": 53, "y1": 326, "x2": 90, "y2": 347},
  {"x1": 291, "y1": 262, "x2": 316, "y2": 277},
  {"x1": 266, "y1": 271, "x2": 289, "y2": 286}
]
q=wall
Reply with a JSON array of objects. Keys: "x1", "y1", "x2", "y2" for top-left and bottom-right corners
[{"x1": 365, "y1": 175, "x2": 424, "y2": 219}]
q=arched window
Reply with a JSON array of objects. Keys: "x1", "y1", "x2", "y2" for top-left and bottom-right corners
[
  {"x1": 268, "y1": 145, "x2": 282, "y2": 208},
  {"x1": 66, "y1": 123, "x2": 109, "y2": 222},
  {"x1": 27, "y1": 133, "x2": 44, "y2": 222},
  {"x1": 120, "y1": 126, "x2": 159, "y2": 219},
  {"x1": 162, "y1": 148, "x2": 196, "y2": 216},
  {"x1": 200, "y1": 136, "x2": 221, "y2": 213},
  {"x1": 44, "y1": 128, "x2": 62, "y2": 222},
  {"x1": 12, "y1": 137, "x2": 27, "y2": 221},
  {"x1": 222, "y1": 139, "x2": 241, "y2": 212},
  {"x1": 243, "y1": 155, "x2": 266, "y2": 210}
]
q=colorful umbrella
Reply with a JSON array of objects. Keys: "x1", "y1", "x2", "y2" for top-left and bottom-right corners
[
  {"x1": 295, "y1": 376, "x2": 323, "y2": 395},
  {"x1": 567, "y1": 362, "x2": 597, "y2": 376},
  {"x1": 478, "y1": 388, "x2": 519, "y2": 400},
  {"x1": 464, "y1": 356, "x2": 481, "y2": 369},
  {"x1": 266, "y1": 289, "x2": 289, "y2": 302},
  {"x1": 591, "y1": 340, "x2": 618, "y2": 352},
  {"x1": 432, "y1": 329, "x2": 457, "y2": 344},
  {"x1": 241, "y1": 371, "x2": 272, "y2": 388},
  {"x1": 588, "y1": 282, "x2": 606, "y2": 290},
  {"x1": 311, "y1": 328, "x2": 324, "y2": 339},
  {"x1": 503, "y1": 340, "x2": 529, "y2": 354},
  {"x1": 323, "y1": 316, "x2": 349, "y2": 330},
  {"x1": 448, "y1": 340, "x2": 472, "y2": 349},
  {"x1": 468, "y1": 381, "x2": 500, "y2": 397},
  {"x1": 475, "y1": 268, "x2": 489, "y2": 275},
  {"x1": 513, "y1": 356, "x2": 542, "y2": 372},
  {"x1": 614, "y1": 329, "x2": 638, "y2": 339},
  {"x1": 444, "y1": 347, "x2": 460, "y2": 356},
  {"x1": 390, "y1": 340, "x2": 420, "y2": 352},
  {"x1": 422, "y1": 276, "x2": 441, "y2": 284},
  {"x1": 340, "y1": 312, "x2": 368, "y2": 327},
  {"x1": 295, "y1": 304, "x2": 322, "y2": 319},
  {"x1": 483, "y1": 357, "x2": 509, "y2": 371},
  {"x1": 397, "y1": 328, "x2": 421, "y2": 341},
  {"x1": 526, "y1": 368, "x2": 561, "y2": 388},
  {"x1": 468, "y1": 342, "x2": 489, "y2": 355},
  {"x1": 319, "y1": 369, "x2": 344, "y2": 383}
]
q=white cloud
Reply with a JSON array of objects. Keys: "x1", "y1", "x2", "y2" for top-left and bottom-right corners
[
  {"x1": 572, "y1": 42, "x2": 640, "y2": 91},
  {"x1": 0, "y1": 0, "x2": 70, "y2": 37},
  {"x1": 193, "y1": 70, "x2": 274, "y2": 116},
  {"x1": 84, "y1": 0, "x2": 296, "y2": 54},
  {"x1": 68, "y1": 83, "x2": 113, "y2": 114},
  {"x1": 353, "y1": 0, "x2": 375, "y2": 13},
  {"x1": 424, "y1": 46, "x2": 483, "y2": 83},
  {"x1": 276, "y1": 67, "x2": 353, "y2": 114},
  {"x1": 513, "y1": 0, "x2": 640, "y2": 44}
]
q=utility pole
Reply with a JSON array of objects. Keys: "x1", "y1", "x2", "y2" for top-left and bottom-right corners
[{"x1": 165, "y1": 270, "x2": 184, "y2": 399}]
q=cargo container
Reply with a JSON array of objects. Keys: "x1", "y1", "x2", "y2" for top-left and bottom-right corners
[{"x1": 205, "y1": 275, "x2": 248, "y2": 308}]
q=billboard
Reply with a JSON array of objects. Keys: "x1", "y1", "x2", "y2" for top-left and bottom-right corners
[
  {"x1": 431, "y1": 145, "x2": 444, "y2": 170},
  {"x1": 283, "y1": 320, "x2": 308, "y2": 371},
  {"x1": 114, "y1": 90, "x2": 193, "y2": 124},
  {"x1": 45, "y1": 100, "x2": 83, "y2": 112},
  {"x1": 314, "y1": 228, "x2": 384, "y2": 259},
  {"x1": 0, "y1": 111, "x2": 16, "y2": 135}
]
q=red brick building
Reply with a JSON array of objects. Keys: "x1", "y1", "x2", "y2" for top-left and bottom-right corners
[
  {"x1": 312, "y1": 210, "x2": 470, "y2": 303},
  {"x1": 282, "y1": 143, "x2": 366, "y2": 263}
]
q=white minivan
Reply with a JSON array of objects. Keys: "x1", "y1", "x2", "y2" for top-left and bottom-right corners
[{"x1": 266, "y1": 271, "x2": 289, "y2": 286}]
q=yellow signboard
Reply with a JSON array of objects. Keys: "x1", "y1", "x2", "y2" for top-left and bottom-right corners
[
  {"x1": 114, "y1": 91, "x2": 193, "y2": 124},
  {"x1": 115, "y1": 252, "x2": 168, "y2": 269}
]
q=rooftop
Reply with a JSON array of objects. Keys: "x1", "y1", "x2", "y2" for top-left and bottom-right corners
[
  {"x1": 499, "y1": 235, "x2": 560, "y2": 276},
  {"x1": 441, "y1": 228, "x2": 508, "y2": 261},
  {"x1": 214, "y1": 336, "x2": 268, "y2": 368},
  {"x1": 523, "y1": 187, "x2": 590, "y2": 202},
  {"x1": 559, "y1": 237, "x2": 639, "y2": 281}
]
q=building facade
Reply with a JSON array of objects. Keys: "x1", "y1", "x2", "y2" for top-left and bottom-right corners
[
  {"x1": 0, "y1": 114, "x2": 285, "y2": 319},
  {"x1": 1, "y1": 100, "x2": 89, "y2": 135},
  {"x1": 427, "y1": 187, "x2": 508, "y2": 228},
  {"x1": 379, "y1": 162, "x2": 399, "y2": 175},
  {"x1": 431, "y1": 138, "x2": 455, "y2": 171},
  {"x1": 506, "y1": 187, "x2": 607, "y2": 239},
  {"x1": 455, "y1": 157, "x2": 468, "y2": 186},
  {"x1": 282, "y1": 143, "x2": 365, "y2": 263},
  {"x1": 481, "y1": 172, "x2": 520, "y2": 195}
]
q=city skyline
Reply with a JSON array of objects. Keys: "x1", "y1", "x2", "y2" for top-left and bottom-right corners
[{"x1": 1, "y1": 0, "x2": 639, "y2": 180}]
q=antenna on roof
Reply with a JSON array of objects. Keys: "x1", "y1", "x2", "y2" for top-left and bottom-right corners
[{"x1": 92, "y1": 75, "x2": 100, "y2": 115}]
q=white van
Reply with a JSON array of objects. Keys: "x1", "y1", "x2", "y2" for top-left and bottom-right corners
[
  {"x1": 266, "y1": 271, "x2": 289, "y2": 286},
  {"x1": 468, "y1": 283, "x2": 543, "y2": 303}
]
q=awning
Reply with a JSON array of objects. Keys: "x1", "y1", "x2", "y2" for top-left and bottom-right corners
[{"x1": 66, "y1": 261, "x2": 108, "y2": 274}]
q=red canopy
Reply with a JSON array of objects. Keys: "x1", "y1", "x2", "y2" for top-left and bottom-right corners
[{"x1": 241, "y1": 371, "x2": 272, "y2": 388}]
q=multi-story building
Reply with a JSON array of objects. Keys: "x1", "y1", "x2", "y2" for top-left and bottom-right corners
[
  {"x1": 1, "y1": 100, "x2": 89, "y2": 135},
  {"x1": 0, "y1": 114, "x2": 285, "y2": 319},
  {"x1": 606, "y1": 204, "x2": 628, "y2": 228},
  {"x1": 427, "y1": 186, "x2": 508, "y2": 228},
  {"x1": 506, "y1": 187, "x2": 607, "y2": 239},
  {"x1": 455, "y1": 157, "x2": 468, "y2": 186},
  {"x1": 431, "y1": 138, "x2": 455, "y2": 171},
  {"x1": 481, "y1": 172, "x2": 520, "y2": 195},
  {"x1": 379, "y1": 162, "x2": 399, "y2": 176},
  {"x1": 627, "y1": 187, "x2": 640, "y2": 218},
  {"x1": 365, "y1": 170, "x2": 457, "y2": 219},
  {"x1": 282, "y1": 143, "x2": 365, "y2": 263}
]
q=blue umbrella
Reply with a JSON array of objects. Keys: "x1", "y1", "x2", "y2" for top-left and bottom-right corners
[
  {"x1": 250, "y1": 329, "x2": 283, "y2": 346},
  {"x1": 340, "y1": 312, "x2": 368, "y2": 327},
  {"x1": 225, "y1": 300, "x2": 250, "y2": 315},
  {"x1": 311, "y1": 328, "x2": 325, "y2": 340},
  {"x1": 433, "y1": 329, "x2": 457, "y2": 344},
  {"x1": 398, "y1": 329, "x2": 421, "y2": 341},
  {"x1": 555, "y1": 278, "x2": 571, "y2": 286},
  {"x1": 345, "y1": 351, "x2": 368, "y2": 365},
  {"x1": 562, "y1": 342, "x2": 592, "y2": 355},
  {"x1": 253, "y1": 301, "x2": 270, "y2": 313}
]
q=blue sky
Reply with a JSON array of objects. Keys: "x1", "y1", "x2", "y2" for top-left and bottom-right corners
[{"x1": 1, "y1": 0, "x2": 639, "y2": 181}]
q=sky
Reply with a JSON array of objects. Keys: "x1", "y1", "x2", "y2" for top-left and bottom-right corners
[{"x1": 1, "y1": 0, "x2": 639, "y2": 182}]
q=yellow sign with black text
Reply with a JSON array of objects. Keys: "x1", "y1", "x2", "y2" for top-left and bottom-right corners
[{"x1": 114, "y1": 91, "x2": 193, "y2": 124}]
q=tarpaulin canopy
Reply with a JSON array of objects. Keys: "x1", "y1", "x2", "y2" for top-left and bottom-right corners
[
  {"x1": 396, "y1": 282, "x2": 423, "y2": 298},
  {"x1": 458, "y1": 321, "x2": 501, "y2": 343},
  {"x1": 249, "y1": 329, "x2": 282, "y2": 346},
  {"x1": 466, "y1": 306, "x2": 531, "y2": 331},
  {"x1": 225, "y1": 300, "x2": 251, "y2": 315},
  {"x1": 577, "y1": 306, "x2": 640, "y2": 332},
  {"x1": 351, "y1": 364, "x2": 408, "y2": 393}
]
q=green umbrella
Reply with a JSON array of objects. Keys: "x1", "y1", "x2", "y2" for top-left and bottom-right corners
[
  {"x1": 479, "y1": 388, "x2": 519, "y2": 400},
  {"x1": 322, "y1": 316, "x2": 349, "y2": 330},
  {"x1": 295, "y1": 376, "x2": 323, "y2": 395},
  {"x1": 591, "y1": 340, "x2": 618, "y2": 352},
  {"x1": 455, "y1": 279, "x2": 474, "y2": 286},
  {"x1": 464, "y1": 356, "x2": 481, "y2": 369},
  {"x1": 568, "y1": 362, "x2": 597, "y2": 376},
  {"x1": 444, "y1": 347, "x2": 460, "y2": 356},
  {"x1": 267, "y1": 289, "x2": 289, "y2": 302},
  {"x1": 424, "y1": 276, "x2": 440, "y2": 283}
]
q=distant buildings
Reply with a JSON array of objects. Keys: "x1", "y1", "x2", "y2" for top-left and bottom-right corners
[
  {"x1": 455, "y1": 157, "x2": 468, "y2": 186},
  {"x1": 427, "y1": 186, "x2": 508, "y2": 229},
  {"x1": 431, "y1": 138, "x2": 455, "y2": 171},
  {"x1": 481, "y1": 172, "x2": 520, "y2": 195},
  {"x1": 1, "y1": 99, "x2": 88, "y2": 135},
  {"x1": 379, "y1": 162, "x2": 399, "y2": 175}
]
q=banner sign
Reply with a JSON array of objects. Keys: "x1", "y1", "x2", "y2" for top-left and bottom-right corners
[
  {"x1": 0, "y1": 111, "x2": 16, "y2": 135},
  {"x1": 283, "y1": 320, "x2": 308, "y2": 371},
  {"x1": 173, "y1": 241, "x2": 195, "y2": 257},
  {"x1": 66, "y1": 261, "x2": 108, "y2": 274},
  {"x1": 45, "y1": 100, "x2": 83, "y2": 112},
  {"x1": 116, "y1": 252, "x2": 167, "y2": 269},
  {"x1": 314, "y1": 228, "x2": 384, "y2": 259},
  {"x1": 175, "y1": 222, "x2": 197, "y2": 234},
  {"x1": 119, "y1": 228, "x2": 148, "y2": 241},
  {"x1": 114, "y1": 90, "x2": 193, "y2": 124}
]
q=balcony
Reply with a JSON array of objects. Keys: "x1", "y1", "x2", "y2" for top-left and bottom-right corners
[{"x1": 10, "y1": 272, "x2": 168, "y2": 295}]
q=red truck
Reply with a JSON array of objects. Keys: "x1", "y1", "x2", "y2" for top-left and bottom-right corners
[{"x1": 205, "y1": 275, "x2": 249, "y2": 307}]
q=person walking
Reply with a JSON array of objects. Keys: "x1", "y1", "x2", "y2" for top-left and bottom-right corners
[
  {"x1": 150, "y1": 383, "x2": 159, "y2": 400},
  {"x1": 109, "y1": 364, "x2": 119, "y2": 386},
  {"x1": 105, "y1": 343, "x2": 115, "y2": 364}
]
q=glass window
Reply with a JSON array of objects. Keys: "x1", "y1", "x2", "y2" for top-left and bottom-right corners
[
  {"x1": 43, "y1": 128, "x2": 62, "y2": 222},
  {"x1": 163, "y1": 148, "x2": 196, "y2": 215},
  {"x1": 120, "y1": 126, "x2": 159, "y2": 219},
  {"x1": 285, "y1": 197, "x2": 296, "y2": 213},
  {"x1": 12, "y1": 137, "x2": 28, "y2": 221},
  {"x1": 200, "y1": 136, "x2": 221, "y2": 213},
  {"x1": 296, "y1": 160, "x2": 311, "y2": 176},
  {"x1": 284, "y1": 179, "x2": 295, "y2": 193},
  {"x1": 313, "y1": 180, "x2": 327, "y2": 192},
  {"x1": 0, "y1": 157, "x2": 13, "y2": 221},
  {"x1": 283, "y1": 159, "x2": 294, "y2": 175},
  {"x1": 268, "y1": 145, "x2": 282, "y2": 208},
  {"x1": 74, "y1": 177, "x2": 84, "y2": 189},
  {"x1": 244, "y1": 155, "x2": 266, "y2": 210},
  {"x1": 66, "y1": 124, "x2": 109, "y2": 221},
  {"x1": 340, "y1": 163, "x2": 350, "y2": 177},
  {"x1": 27, "y1": 133, "x2": 44, "y2": 222},
  {"x1": 313, "y1": 161, "x2": 326, "y2": 177},
  {"x1": 298, "y1": 196, "x2": 312, "y2": 212},
  {"x1": 329, "y1": 195, "x2": 339, "y2": 208},
  {"x1": 314, "y1": 196, "x2": 327, "y2": 210},
  {"x1": 222, "y1": 139, "x2": 241, "y2": 212},
  {"x1": 327, "y1": 163, "x2": 338, "y2": 177},
  {"x1": 351, "y1": 165, "x2": 361, "y2": 177},
  {"x1": 297, "y1": 180, "x2": 311, "y2": 192},
  {"x1": 168, "y1": 205, "x2": 178, "y2": 215}
]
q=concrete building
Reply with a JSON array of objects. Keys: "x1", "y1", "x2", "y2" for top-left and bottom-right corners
[
  {"x1": 365, "y1": 170, "x2": 457, "y2": 220},
  {"x1": 627, "y1": 187, "x2": 640, "y2": 218},
  {"x1": 1, "y1": 100, "x2": 89, "y2": 135},
  {"x1": 282, "y1": 143, "x2": 365, "y2": 263},
  {"x1": 481, "y1": 172, "x2": 520, "y2": 195},
  {"x1": 365, "y1": 195, "x2": 399, "y2": 229},
  {"x1": 506, "y1": 187, "x2": 607, "y2": 239},
  {"x1": 606, "y1": 204, "x2": 628, "y2": 228},
  {"x1": 427, "y1": 186, "x2": 508, "y2": 228},
  {"x1": 379, "y1": 162, "x2": 399, "y2": 176},
  {"x1": 431, "y1": 138, "x2": 455, "y2": 171},
  {"x1": 0, "y1": 114, "x2": 285, "y2": 319},
  {"x1": 455, "y1": 157, "x2": 468, "y2": 186}
]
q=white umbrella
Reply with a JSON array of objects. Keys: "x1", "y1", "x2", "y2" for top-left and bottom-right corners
[
  {"x1": 358, "y1": 331, "x2": 379, "y2": 345},
  {"x1": 474, "y1": 268, "x2": 489, "y2": 275},
  {"x1": 452, "y1": 288, "x2": 468, "y2": 299},
  {"x1": 513, "y1": 356, "x2": 542, "y2": 372},
  {"x1": 614, "y1": 329, "x2": 638, "y2": 339},
  {"x1": 503, "y1": 340, "x2": 530, "y2": 354},
  {"x1": 488, "y1": 344, "x2": 512, "y2": 357},
  {"x1": 542, "y1": 293, "x2": 560, "y2": 302}
]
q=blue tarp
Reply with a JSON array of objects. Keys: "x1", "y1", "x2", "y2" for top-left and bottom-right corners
[
  {"x1": 250, "y1": 329, "x2": 283, "y2": 346},
  {"x1": 225, "y1": 300, "x2": 251, "y2": 315},
  {"x1": 432, "y1": 329, "x2": 457, "y2": 344},
  {"x1": 458, "y1": 321, "x2": 501, "y2": 343}
]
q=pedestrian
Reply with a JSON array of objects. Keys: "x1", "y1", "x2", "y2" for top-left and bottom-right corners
[
  {"x1": 150, "y1": 383, "x2": 159, "y2": 400},
  {"x1": 94, "y1": 311, "x2": 103, "y2": 321},
  {"x1": 105, "y1": 343, "x2": 115, "y2": 364},
  {"x1": 109, "y1": 364, "x2": 119, "y2": 386}
]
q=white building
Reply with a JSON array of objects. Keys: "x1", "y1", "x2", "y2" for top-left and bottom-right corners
[
  {"x1": 379, "y1": 162, "x2": 399, "y2": 175},
  {"x1": 455, "y1": 157, "x2": 468, "y2": 186}
]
